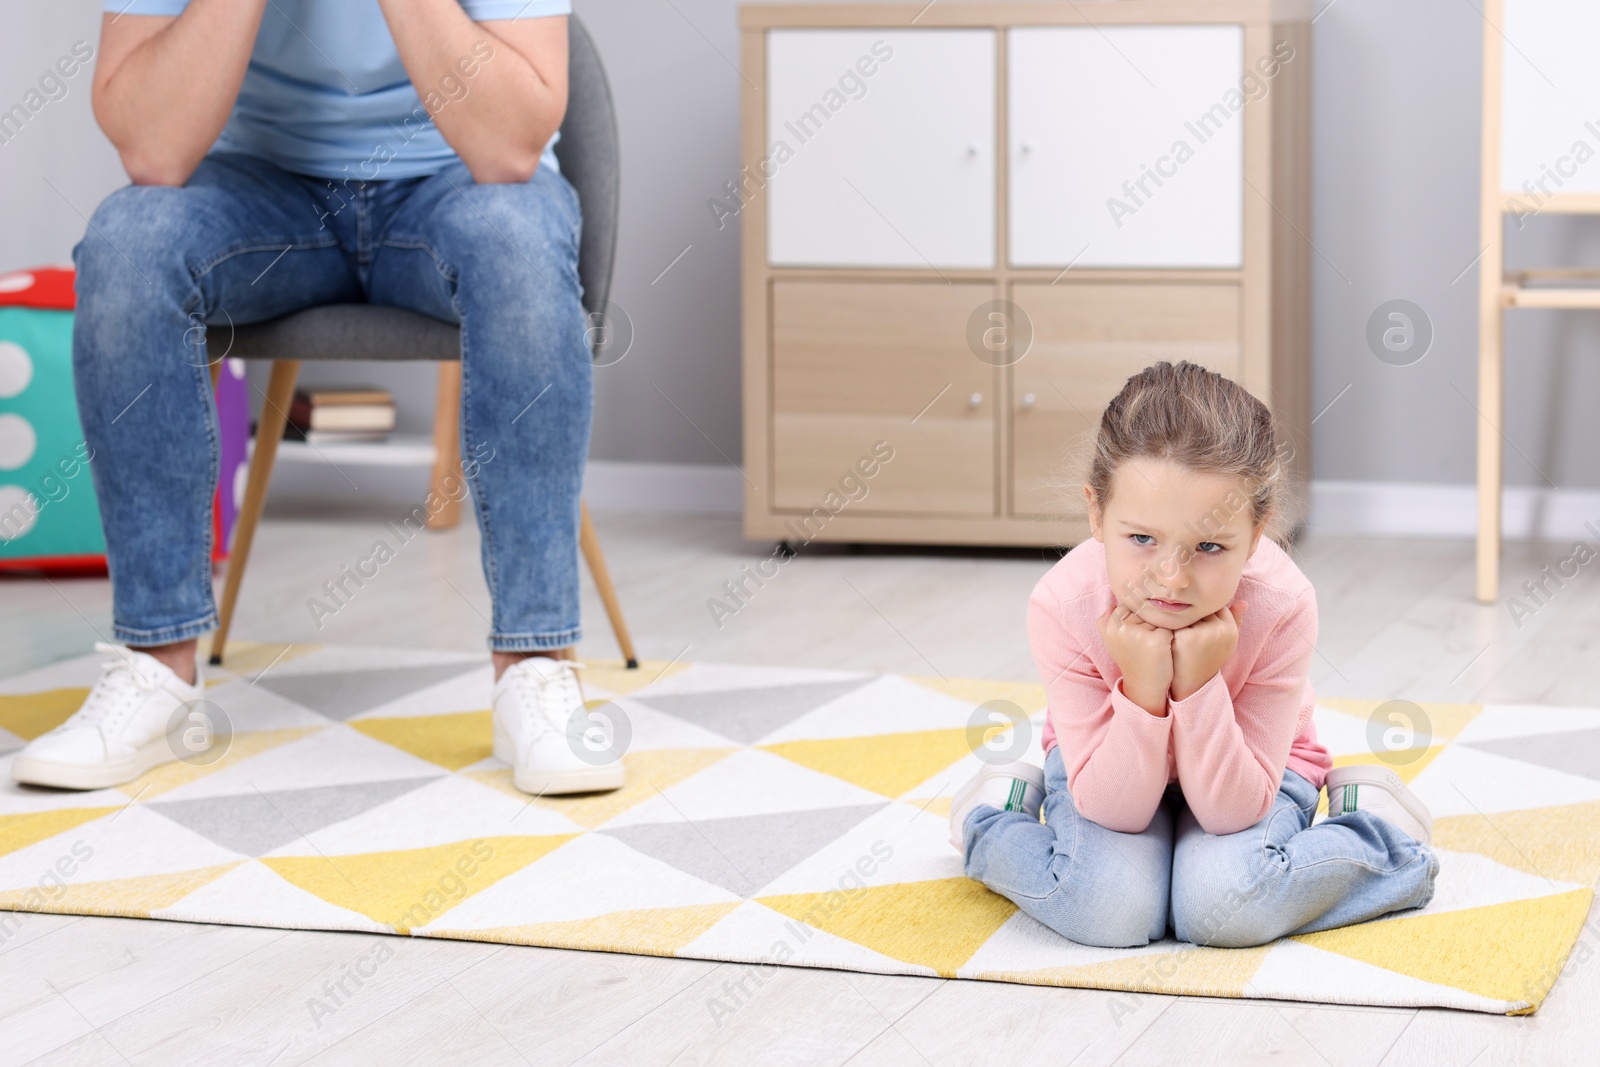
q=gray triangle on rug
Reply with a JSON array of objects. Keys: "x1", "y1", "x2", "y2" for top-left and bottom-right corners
[
  {"x1": 630, "y1": 678, "x2": 877, "y2": 745},
  {"x1": 255, "y1": 662, "x2": 483, "y2": 721},
  {"x1": 146, "y1": 776, "x2": 440, "y2": 856},
  {"x1": 1463, "y1": 727, "x2": 1600, "y2": 782},
  {"x1": 599, "y1": 803, "x2": 885, "y2": 897}
]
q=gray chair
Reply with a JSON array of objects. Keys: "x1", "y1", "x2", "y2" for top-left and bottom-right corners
[{"x1": 208, "y1": 15, "x2": 637, "y2": 668}]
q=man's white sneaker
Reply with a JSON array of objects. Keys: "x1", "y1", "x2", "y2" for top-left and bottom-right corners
[
  {"x1": 491, "y1": 656, "x2": 625, "y2": 795},
  {"x1": 949, "y1": 759, "x2": 1046, "y2": 849},
  {"x1": 12, "y1": 642, "x2": 206, "y2": 790},
  {"x1": 1320, "y1": 765, "x2": 1434, "y2": 846}
]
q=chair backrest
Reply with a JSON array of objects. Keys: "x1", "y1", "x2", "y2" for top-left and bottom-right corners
[{"x1": 555, "y1": 15, "x2": 620, "y2": 319}]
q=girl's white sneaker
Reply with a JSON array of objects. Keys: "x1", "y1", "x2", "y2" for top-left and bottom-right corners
[
  {"x1": 948, "y1": 760, "x2": 1046, "y2": 849},
  {"x1": 1320, "y1": 764, "x2": 1434, "y2": 846}
]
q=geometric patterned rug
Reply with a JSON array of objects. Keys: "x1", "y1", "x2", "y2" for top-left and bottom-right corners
[{"x1": 1, "y1": 641, "x2": 1596, "y2": 1016}]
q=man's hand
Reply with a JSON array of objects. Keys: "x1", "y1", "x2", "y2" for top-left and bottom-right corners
[
  {"x1": 1170, "y1": 602, "x2": 1248, "y2": 702},
  {"x1": 1097, "y1": 603, "x2": 1175, "y2": 717}
]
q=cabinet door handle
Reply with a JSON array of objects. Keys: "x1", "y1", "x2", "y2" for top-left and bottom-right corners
[
  {"x1": 968, "y1": 392, "x2": 984, "y2": 408},
  {"x1": 1021, "y1": 392, "x2": 1036, "y2": 409},
  {"x1": 965, "y1": 143, "x2": 980, "y2": 158},
  {"x1": 1019, "y1": 141, "x2": 1034, "y2": 156}
]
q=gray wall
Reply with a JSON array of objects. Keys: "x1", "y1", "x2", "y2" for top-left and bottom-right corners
[{"x1": 5, "y1": 0, "x2": 1598, "y2": 489}]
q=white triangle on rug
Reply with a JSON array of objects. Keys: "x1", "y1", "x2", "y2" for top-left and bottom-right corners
[
  {"x1": 755, "y1": 800, "x2": 963, "y2": 896},
  {"x1": 760, "y1": 674, "x2": 982, "y2": 744},
  {"x1": 679, "y1": 897, "x2": 934, "y2": 977},
  {"x1": 599, "y1": 747, "x2": 886, "y2": 829},
  {"x1": 1248, "y1": 936, "x2": 1513, "y2": 1013},
  {"x1": 0, "y1": 802, "x2": 242, "y2": 888},
  {"x1": 1310, "y1": 704, "x2": 1409, "y2": 757},
  {"x1": 958, "y1": 909, "x2": 1156, "y2": 976},
  {"x1": 633, "y1": 661, "x2": 874, "y2": 698},
  {"x1": 347, "y1": 664, "x2": 494, "y2": 720},
  {"x1": 1413, "y1": 848, "x2": 1583, "y2": 916},
  {"x1": 417, "y1": 831, "x2": 737, "y2": 932},
  {"x1": 276, "y1": 773, "x2": 582, "y2": 855},
  {"x1": 152, "y1": 723, "x2": 443, "y2": 801},
  {"x1": 1454, "y1": 703, "x2": 1600, "y2": 745},
  {"x1": 154, "y1": 858, "x2": 389, "y2": 933},
  {"x1": 1408, "y1": 743, "x2": 1600, "y2": 816}
]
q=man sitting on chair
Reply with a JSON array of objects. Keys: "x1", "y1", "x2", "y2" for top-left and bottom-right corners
[{"x1": 11, "y1": 0, "x2": 623, "y2": 796}]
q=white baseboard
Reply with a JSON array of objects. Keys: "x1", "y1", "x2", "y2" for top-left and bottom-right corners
[
  {"x1": 582, "y1": 460, "x2": 744, "y2": 515},
  {"x1": 1309, "y1": 480, "x2": 1600, "y2": 541},
  {"x1": 265, "y1": 457, "x2": 1600, "y2": 541}
]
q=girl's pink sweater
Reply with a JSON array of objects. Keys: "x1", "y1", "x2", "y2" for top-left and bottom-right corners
[{"x1": 1031, "y1": 536, "x2": 1332, "y2": 836}]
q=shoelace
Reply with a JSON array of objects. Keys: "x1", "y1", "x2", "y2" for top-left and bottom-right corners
[
  {"x1": 507, "y1": 659, "x2": 586, "y2": 740},
  {"x1": 60, "y1": 642, "x2": 176, "y2": 735}
]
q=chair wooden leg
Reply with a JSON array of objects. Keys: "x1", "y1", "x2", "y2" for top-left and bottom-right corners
[
  {"x1": 579, "y1": 501, "x2": 639, "y2": 669},
  {"x1": 427, "y1": 361, "x2": 463, "y2": 530},
  {"x1": 210, "y1": 359, "x2": 301, "y2": 666},
  {"x1": 1476, "y1": 306, "x2": 1504, "y2": 604}
]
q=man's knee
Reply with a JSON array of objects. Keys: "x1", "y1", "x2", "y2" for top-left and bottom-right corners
[
  {"x1": 433, "y1": 176, "x2": 576, "y2": 275},
  {"x1": 76, "y1": 183, "x2": 201, "y2": 287},
  {"x1": 84, "y1": 184, "x2": 192, "y2": 253}
]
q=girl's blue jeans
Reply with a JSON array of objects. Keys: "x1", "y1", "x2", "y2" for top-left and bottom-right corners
[
  {"x1": 70, "y1": 150, "x2": 592, "y2": 653},
  {"x1": 963, "y1": 747, "x2": 1439, "y2": 948}
]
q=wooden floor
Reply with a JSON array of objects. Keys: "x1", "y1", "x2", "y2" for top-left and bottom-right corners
[{"x1": 4, "y1": 506, "x2": 1599, "y2": 1066}]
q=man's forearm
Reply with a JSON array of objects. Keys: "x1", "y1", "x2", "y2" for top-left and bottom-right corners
[
  {"x1": 93, "y1": 0, "x2": 271, "y2": 186},
  {"x1": 378, "y1": 0, "x2": 565, "y2": 183}
]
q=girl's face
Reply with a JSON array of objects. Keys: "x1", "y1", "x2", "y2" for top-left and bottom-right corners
[{"x1": 1085, "y1": 457, "x2": 1267, "y2": 631}]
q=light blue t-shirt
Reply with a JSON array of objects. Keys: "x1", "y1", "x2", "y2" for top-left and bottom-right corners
[{"x1": 108, "y1": 1, "x2": 571, "y2": 180}]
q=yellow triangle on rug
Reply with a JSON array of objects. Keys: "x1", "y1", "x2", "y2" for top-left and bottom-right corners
[
  {"x1": 758, "y1": 877, "x2": 1017, "y2": 976},
  {"x1": 263, "y1": 834, "x2": 575, "y2": 933},
  {"x1": 761, "y1": 728, "x2": 973, "y2": 798},
  {"x1": 1291, "y1": 888, "x2": 1594, "y2": 1010}
]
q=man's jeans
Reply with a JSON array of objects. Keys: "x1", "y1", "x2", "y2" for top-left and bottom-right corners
[
  {"x1": 71, "y1": 151, "x2": 592, "y2": 652},
  {"x1": 963, "y1": 746, "x2": 1438, "y2": 948}
]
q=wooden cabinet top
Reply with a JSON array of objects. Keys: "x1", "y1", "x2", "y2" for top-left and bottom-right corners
[{"x1": 740, "y1": 1, "x2": 1314, "y2": 30}]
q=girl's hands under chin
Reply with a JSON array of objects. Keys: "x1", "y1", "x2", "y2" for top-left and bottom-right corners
[
  {"x1": 1097, "y1": 601, "x2": 1175, "y2": 717},
  {"x1": 1170, "y1": 601, "x2": 1248, "y2": 702}
]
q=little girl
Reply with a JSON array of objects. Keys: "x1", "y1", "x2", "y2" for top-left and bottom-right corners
[{"x1": 950, "y1": 361, "x2": 1437, "y2": 949}]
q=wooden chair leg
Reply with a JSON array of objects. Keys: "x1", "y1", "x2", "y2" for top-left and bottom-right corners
[
  {"x1": 1476, "y1": 307, "x2": 1504, "y2": 604},
  {"x1": 579, "y1": 501, "x2": 639, "y2": 669},
  {"x1": 210, "y1": 359, "x2": 301, "y2": 666},
  {"x1": 427, "y1": 361, "x2": 463, "y2": 530}
]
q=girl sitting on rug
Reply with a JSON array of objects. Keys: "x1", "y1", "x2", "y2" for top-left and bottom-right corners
[{"x1": 950, "y1": 361, "x2": 1438, "y2": 949}]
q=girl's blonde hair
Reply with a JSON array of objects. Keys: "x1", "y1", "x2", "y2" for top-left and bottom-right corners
[{"x1": 1087, "y1": 361, "x2": 1295, "y2": 540}]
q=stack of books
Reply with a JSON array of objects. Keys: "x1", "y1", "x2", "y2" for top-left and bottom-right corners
[{"x1": 286, "y1": 386, "x2": 396, "y2": 444}]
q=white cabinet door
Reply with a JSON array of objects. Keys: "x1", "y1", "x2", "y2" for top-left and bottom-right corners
[
  {"x1": 1009, "y1": 26, "x2": 1244, "y2": 268},
  {"x1": 1500, "y1": 0, "x2": 1600, "y2": 196},
  {"x1": 766, "y1": 29, "x2": 995, "y2": 268}
]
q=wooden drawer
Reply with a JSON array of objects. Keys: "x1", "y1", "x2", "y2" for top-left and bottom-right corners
[
  {"x1": 1009, "y1": 282, "x2": 1242, "y2": 518},
  {"x1": 771, "y1": 280, "x2": 997, "y2": 516}
]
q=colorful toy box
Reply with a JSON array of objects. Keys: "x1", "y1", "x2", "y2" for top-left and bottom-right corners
[{"x1": 0, "y1": 267, "x2": 247, "y2": 573}]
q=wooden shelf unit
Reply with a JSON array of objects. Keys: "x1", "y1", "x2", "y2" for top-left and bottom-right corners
[{"x1": 740, "y1": 1, "x2": 1313, "y2": 547}]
